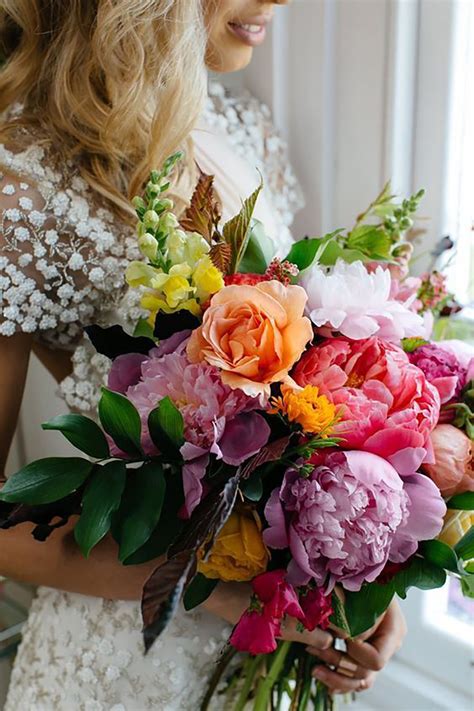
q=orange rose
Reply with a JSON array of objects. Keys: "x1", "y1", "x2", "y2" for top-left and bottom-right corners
[
  {"x1": 423, "y1": 424, "x2": 474, "y2": 497},
  {"x1": 187, "y1": 280, "x2": 313, "y2": 397}
]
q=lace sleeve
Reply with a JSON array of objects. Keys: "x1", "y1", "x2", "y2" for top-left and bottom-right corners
[{"x1": 204, "y1": 81, "x2": 305, "y2": 230}]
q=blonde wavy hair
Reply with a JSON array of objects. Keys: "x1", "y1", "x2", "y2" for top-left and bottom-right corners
[{"x1": 0, "y1": 0, "x2": 208, "y2": 218}]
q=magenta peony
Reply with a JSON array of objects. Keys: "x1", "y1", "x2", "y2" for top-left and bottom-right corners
[
  {"x1": 293, "y1": 337, "x2": 440, "y2": 475},
  {"x1": 408, "y1": 343, "x2": 469, "y2": 403},
  {"x1": 264, "y1": 451, "x2": 446, "y2": 591}
]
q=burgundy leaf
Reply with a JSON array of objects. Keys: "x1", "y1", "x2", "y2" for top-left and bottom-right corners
[
  {"x1": 240, "y1": 436, "x2": 291, "y2": 480},
  {"x1": 140, "y1": 472, "x2": 241, "y2": 652},
  {"x1": 179, "y1": 172, "x2": 222, "y2": 244},
  {"x1": 0, "y1": 491, "x2": 82, "y2": 541}
]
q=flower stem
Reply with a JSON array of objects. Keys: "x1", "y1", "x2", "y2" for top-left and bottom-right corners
[
  {"x1": 233, "y1": 655, "x2": 263, "y2": 711},
  {"x1": 252, "y1": 642, "x2": 292, "y2": 711},
  {"x1": 200, "y1": 646, "x2": 237, "y2": 711}
]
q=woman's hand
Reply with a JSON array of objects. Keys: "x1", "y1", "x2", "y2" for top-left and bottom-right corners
[{"x1": 307, "y1": 600, "x2": 407, "y2": 694}]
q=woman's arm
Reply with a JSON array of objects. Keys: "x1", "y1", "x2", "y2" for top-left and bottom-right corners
[{"x1": 0, "y1": 333, "x2": 156, "y2": 600}]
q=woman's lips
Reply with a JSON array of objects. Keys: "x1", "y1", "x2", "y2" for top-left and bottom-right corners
[{"x1": 228, "y1": 20, "x2": 268, "y2": 47}]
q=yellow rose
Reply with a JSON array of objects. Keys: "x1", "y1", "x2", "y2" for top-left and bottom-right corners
[
  {"x1": 192, "y1": 255, "x2": 225, "y2": 301},
  {"x1": 438, "y1": 510, "x2": 474, "y2": 548},
  {"x1": 197, "y1": 510, "x2": 269, "y2": 582}
]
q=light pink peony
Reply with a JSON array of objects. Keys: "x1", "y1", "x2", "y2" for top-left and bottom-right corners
[
  {"x1": 264, "y1": 451, "x2": 446, "y2": 591},
  {"x1": 423, "y1": 424, "x2": 474, "y2": 497},
  {"x1": 301, "y1": 259, "x2": 426, "y2": 342},
  {"x1": 293, "y1": 337, "x2": 441, "y2": 475}
]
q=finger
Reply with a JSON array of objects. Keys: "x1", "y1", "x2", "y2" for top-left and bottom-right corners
[
  {"x1": 307, "y1": 646, "x2": 371, "y2": 680},
  {"x1": 329, "y1": 621, "x2": 349, "y2": 640},
  {"x1": 316, "y1": 670, "x2": 377, "y2": 695},
  {"x1": 346, "y1": 605, "x2": 403, "y2": 672},
  {"x1": 312, "y1": 665, "x2": 372, "y2": 694}
]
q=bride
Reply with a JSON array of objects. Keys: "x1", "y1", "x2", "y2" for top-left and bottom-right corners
[{"x1": 0, "y1": 0, "x2": 406, "y2": 708}]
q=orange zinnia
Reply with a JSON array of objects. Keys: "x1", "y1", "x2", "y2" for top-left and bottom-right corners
[{"x1": 271, "y1": 385, "x2": 337, "y2": 436}]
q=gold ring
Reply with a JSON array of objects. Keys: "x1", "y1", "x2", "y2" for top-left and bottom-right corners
[
  {"x1": 336, "y1": 653, "x2": 358, "y2": 678},
  {"x1": 357, "y1": 679, "x2": 368, "y2": 692}
]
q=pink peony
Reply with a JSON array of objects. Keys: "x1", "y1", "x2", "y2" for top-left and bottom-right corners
[
  {"x1": 408, "y1": 343, "x2": 469, "y2": 403},
  {"x1": 122, "y1": 339, "x2": 269, "y2": 515},
  {"x1": 264, "y1": 451, "x2": 446, "y2": 591},
  {"x1": 423, "y1": 424, "x2": 474, "y2": 497},
  {"x1": 293, "y1": 337, "x2": 440, "y2": 475},
  {"x1": 302, "y1": 259, "x2": 426, "y2": 342}
]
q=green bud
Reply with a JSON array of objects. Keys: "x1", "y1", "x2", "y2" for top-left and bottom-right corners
[
  {"x1": 143, "y1": 210, "x2": 160, "y2": 227},
  {"x1": 132, "y1": 196, "x2": 146, "y2": 210}
]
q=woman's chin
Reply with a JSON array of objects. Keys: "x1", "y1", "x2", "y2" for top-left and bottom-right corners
[{"x1": 206, "y1": 46, "x2": 254, "y2": 74}]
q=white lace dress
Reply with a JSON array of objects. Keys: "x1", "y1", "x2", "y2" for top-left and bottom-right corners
[{"x1": 0, "y1": 81, "x2": 303, "y2": 711}]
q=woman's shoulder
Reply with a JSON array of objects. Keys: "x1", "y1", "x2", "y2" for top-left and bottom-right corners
[{"x1": 204, "y1": 80, "x2": 304, "y2": 229}]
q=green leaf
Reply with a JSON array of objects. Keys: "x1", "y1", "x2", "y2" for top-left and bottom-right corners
[
  {"x1": 346, "y1": 225, "x2": 392, "y2": 258},
  {"x1": 283, "y1": 238, "x2": 322, "y2": 271},
  {"x1": 454, "y1": 526, "x2": 474, "y2": 561},
  {"x1": 317, "y1": 241, "x2": 368, "y2": 266},
  {"x1": 239, "y1": 220, "x2": 269, "y2": 274},
  {"x1": 447, "y1": 492, "x2": 474, "y2": 511},
  {"x1": 344, "y1": 583, "x2": 395, "y2": 637},
  {"x1": 0, "y1": 457, "x2": 93, "y2": 505},
  {"x1": 148, "y1": 396, "x2": 184, "y2": 457},
  {"x1": 420, "y1": 540, "x2": 459, "y2": 573},
  {"x1": 223, "y1": 181, "x2": 263, "y2": 273},
  {"x1": 117, "y1": 461, "x2": 166, "y2": 562},
  {"x1": 393, "y1": 557, "x2": 447, "y2": 598},
  {"x1": 42, "y1": 414, "x2": 110, "y2": 459},
  {"x1": 241, "y1": 470, "x2": 264, "y2": 502},
  {"x1": 183, "y1": 573, "x2": 219, "y2": 611},
  {"x1": 98, "y1": 387, "x2": 142, "y2": 457},
  {"x1": 460, "y1": 575, "x2": 474, "y2": 598},
  {"x1": 401, "y1": 337, "x2": 430, "y2": 354},
  {"x1": 133, "y1": 318, "x2": 155, "y2": 339},
  {"x1": 74, "y1": 461, "x2": 127, "y2": 557},
  {"x1": 329, "y1": 592, "x2": 351, "y2": 637}
]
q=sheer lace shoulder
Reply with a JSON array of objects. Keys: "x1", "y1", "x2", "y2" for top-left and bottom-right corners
[
  {"x1": 203, "y1": 81, "x2": 305, "y2": 229},
  {"x1": 0, "y1": 137, "x2": 140, "y2": 348}
]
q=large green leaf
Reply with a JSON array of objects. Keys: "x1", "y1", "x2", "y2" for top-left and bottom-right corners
[
  {"x1": 329, "y1": 592, "x2": 351, "y2": 637},
  {"x1": 223, "y1": 181, "x2": 263, "y2": 273},
  {"x1": 346, "y1": 225, "x2": 392, "y2": 258},
  {"x1": 183, "y1": 573, "x2": 218, "y2": 611},
  {"x1": 447, "y1": 492, "x2": 474, "y2": 511},
  {"x1": 117, "y1": 461, "x2": 166, "y2": 562},
  {"x1": 344, "y1": 583, "x2": 395, "y2": 637},
  {"x1": 74, "y1": 461, "x2": 127, "y2": 557},
  {"x1": 454, "y1": 527, "x2": 474, "y2": 561},
  {"x1": 393, "y1": 557, "x2": 446, "y2": 598},
  {"x1": 122, "y1": 472, "x2": 184, "y2": 565},
  {"x1": 419, "y1": 540, "x2": 459, "y2": 573},
  {"x1": 148, "y1": 396, "x2": 184, "y2": 457},
  {"x1": 42, "y1": 414, "x2": 110, "y2": 459},
  {"x1": 0, "y1": 458, "x2": 93, "y2": 505},
  {"x1": 238, "y1": 220, "x2": 269, "y2": 274},
  {"x1": 98, "y1": 387, "x2": 142, "y2": 457}
]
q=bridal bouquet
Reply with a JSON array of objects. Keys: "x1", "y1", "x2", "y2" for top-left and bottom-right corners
[{"x1": 1, "y1": 155, "x2": 473, "y2": 710}]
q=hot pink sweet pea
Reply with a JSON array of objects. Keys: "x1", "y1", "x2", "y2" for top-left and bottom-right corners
[
  {"x1": 293, "y1": 337, "x2": 440, "y2": 475},
  {"x1": 230, "y1": 570, "x2": 305, "y2": 655},
  {"x1": 264, "y1": 451, "x2": 446, "y2": 591},
  {"x1": 299, "y1": 588, "x2": 333, "y2": 631}
]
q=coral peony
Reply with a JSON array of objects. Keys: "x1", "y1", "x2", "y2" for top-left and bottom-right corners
[
  {"x1": 408, "y1": 343, "x2": 468, "y2": 403},
  {"x1": 302, "y1": 259, "x2": 426, "y2": 341},
  {"x1": 197, "y1": 510, "x2": 269, "y2": 582},
  {"x1": 423, "y1": 424, "x2": 474, "y2": 497},
  {"x1": 187, "y1": 280, "x2": 313, "y2": 397},
  {"x1": 264, "y1": 451, "x2": 446, "y2": 591},
  {"x1": 293, "y1": 337, "x2": 440, "y2": 475}
]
